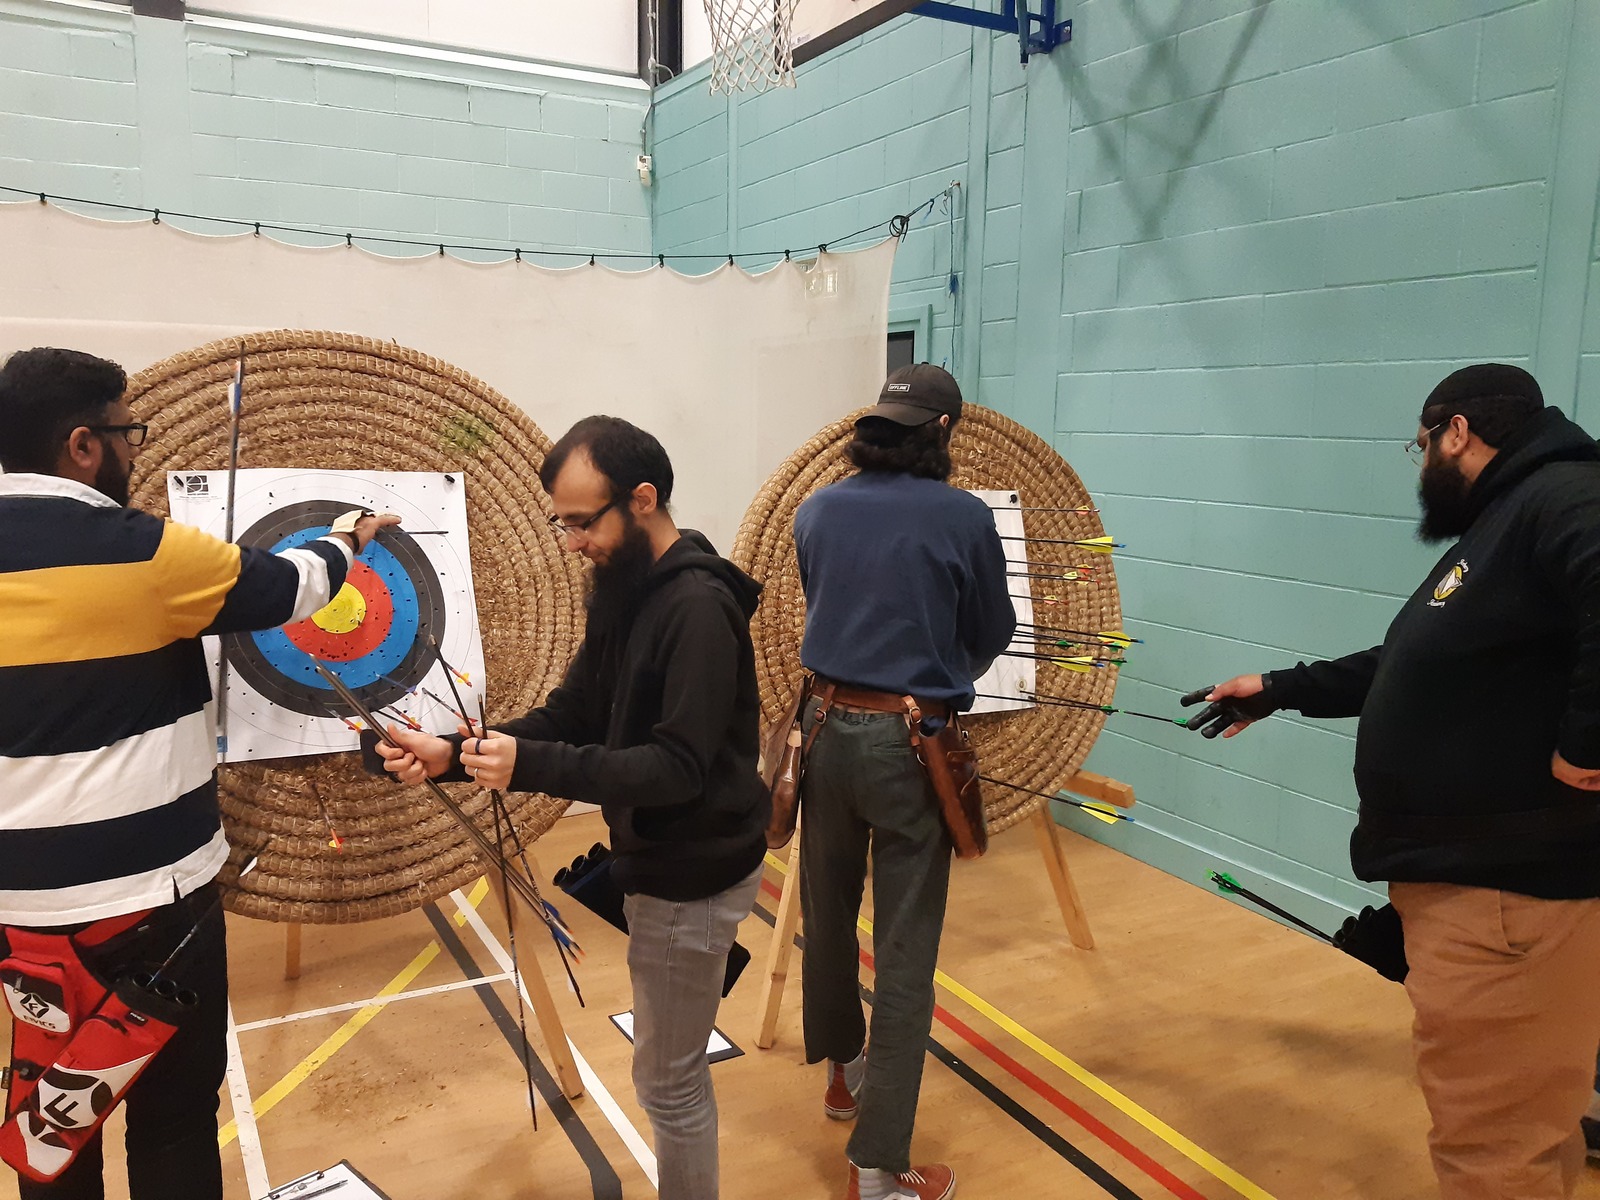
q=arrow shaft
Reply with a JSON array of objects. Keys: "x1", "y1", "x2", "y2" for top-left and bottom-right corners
[
  {"x1": 1000, "y1": 649, "x2": 1106, "y2": 667},
  {"x1": 314, "y1": 665, "x2": 553, "y2": 925},
  {"x1": 1211, "y1": 875, "x2": 1334, "y2": 942},
  {"x1": 978, "y1": 690, "x2": 1178, "y2": 727},
  {"x1": 1008, "y1": 570, "x2": 1096, "y2": 584},
  {"x1": 1031, "y1": 636, "x2": 1126, "y2": 655},
  {"x1": 998, "y1": 534, "x2": 1120, "y2": 548},
  {"x1": 984, "y1": 504, "x2": 1099, "y2": 513},
  {"x1": 978, "y1": 774, "x2": 1133, "y2": 820},
  {"x1": 1013, "y1": 618, "x2": 1137, "y2": 640}
]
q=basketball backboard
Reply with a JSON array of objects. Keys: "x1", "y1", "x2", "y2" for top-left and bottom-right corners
[{"x1": 792, "y1": 0, "x2": 924, "y2": 66}]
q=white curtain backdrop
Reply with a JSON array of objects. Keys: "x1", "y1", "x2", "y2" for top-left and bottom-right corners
[{"x1": 0, "y1": 200, "x2": 896, "y2": 553}]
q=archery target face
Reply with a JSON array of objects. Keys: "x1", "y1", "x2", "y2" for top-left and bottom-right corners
[
  {"x1": 168, "y1": 470, "x2": 486, "y2": 763},
  {"x1": 969, "y1": 489, "x2": 1036, "y2": 716}
]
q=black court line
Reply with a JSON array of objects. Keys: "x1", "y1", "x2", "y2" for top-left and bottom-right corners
[
  {"x1": 749, "y1": 900, "x2": 1142, "y2": 1200},
  {"x1": 423, "y1": 903, "x2": 624, "y2": 1200}
]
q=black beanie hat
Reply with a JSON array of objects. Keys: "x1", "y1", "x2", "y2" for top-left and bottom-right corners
[{"x1": 1421, "y1": 362, "x2": 1543, "y2": 420}]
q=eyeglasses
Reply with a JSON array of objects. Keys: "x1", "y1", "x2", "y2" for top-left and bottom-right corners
[
  {"x1": 547, "y1": 500, "x2": 616, "y2": 537},
  {"x1": 89, "y1": 423, "x2": 149, "y2": 446},
  {"x1": 1405, "y1": 421, "x2": 1446, "y2": 461}
]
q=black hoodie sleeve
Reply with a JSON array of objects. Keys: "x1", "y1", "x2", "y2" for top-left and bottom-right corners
[
  {"x1": 505, "y1": 588, "x2": 741, "y2": 808},
  {"x1": 1265, "y1": 646, "x2": 1382, "y2": 718},
  {"x1": 492, "y1": 644, "x2": 602, "y2": 747},
  {"x1": 1531, "y1": 483, "x2": 1600, "y2": 768}
]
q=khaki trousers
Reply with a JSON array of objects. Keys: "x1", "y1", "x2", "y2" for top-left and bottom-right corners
[{"x1": 1390, "y1": 882, "x2": 1600, "y2": 1200}]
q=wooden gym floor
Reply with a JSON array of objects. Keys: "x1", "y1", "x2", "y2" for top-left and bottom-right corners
[{"x1": 6, "y1": 811, "x2": 1600, "y2": 1200}]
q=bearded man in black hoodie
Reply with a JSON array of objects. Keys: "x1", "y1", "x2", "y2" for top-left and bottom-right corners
[
  {"x1": 1183, "y1": 364, "x2": 1600, "y2": 1200},
  {"x1": 380, "y1": 416, "x2": 767, "y2": 1200}
]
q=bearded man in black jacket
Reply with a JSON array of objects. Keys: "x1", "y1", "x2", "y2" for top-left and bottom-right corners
[
  {"x1": 1184, "y1": 364, "x2": 1600, "y2": 1200},
  {"x1": 380, "y1": 416, "x2": 767, "y2": 1200}
]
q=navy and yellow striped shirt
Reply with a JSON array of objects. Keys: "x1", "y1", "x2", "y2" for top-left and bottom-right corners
[{"x1": 0, "y1": 473, "x2": 352, "y2": 925}]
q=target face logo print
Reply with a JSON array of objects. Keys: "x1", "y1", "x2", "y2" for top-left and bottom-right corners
[{"x1": 169, "y1": 470, "x2": 486, "y2": 762}]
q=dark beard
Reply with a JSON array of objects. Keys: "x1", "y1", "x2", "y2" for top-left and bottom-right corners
[
  {"x1": 584, "y1": 516, "x2": 656, "y2": 641},
  {"x1": 1417, "y1": 454, "x2": 1474, "y2": 543},
  {"x1": 93, "y1": 440, "x2": 131, "y2": 507}
]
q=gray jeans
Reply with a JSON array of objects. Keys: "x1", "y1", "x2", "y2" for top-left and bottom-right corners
[
  {"x1": 624, "y1": 866, "x2": 762, "y2": 1200},
  {"x1": 799, "y1": 702, "x2": 953, "y2": 1172}
]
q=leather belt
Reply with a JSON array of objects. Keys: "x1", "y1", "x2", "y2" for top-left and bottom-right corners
[{"x1": 809, "y1": 678, "x2": 950, "y2": 720}]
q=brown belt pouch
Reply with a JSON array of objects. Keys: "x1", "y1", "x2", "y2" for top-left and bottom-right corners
[
  {"x1": 905, "y1": 698, "x2": 987, "y2": 859},
  {"x1": 762, "y1": 675, "x2": 834, "y2": 850}
]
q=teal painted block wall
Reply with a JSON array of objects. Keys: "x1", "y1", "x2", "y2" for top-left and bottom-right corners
[
  {"x1": 652, "y1": 0, "x2": 1600, "y2": 925},
  {"x1": 0, "y1": 0, "x2": 651, "y2": 256}
]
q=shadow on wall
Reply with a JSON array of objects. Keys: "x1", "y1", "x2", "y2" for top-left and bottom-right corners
[{"x1": 1067, "y1": 0, "x2": 1272, "y2": 245}]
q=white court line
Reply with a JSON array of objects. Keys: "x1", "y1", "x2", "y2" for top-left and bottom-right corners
[
  {"x1": 223, "y1": 1003, "x2": 272, "y2": 1200},
  {"x1": 448, "y1": 887, "x2": 660, "y2": 1190},
  {"x1": 233, "y1": 973, "x2": 513, "y2": 1032}
]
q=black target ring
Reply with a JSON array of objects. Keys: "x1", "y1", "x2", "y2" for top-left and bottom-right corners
[{"x1": 223, "y1": 499, "x2": 447, "y2": 718}]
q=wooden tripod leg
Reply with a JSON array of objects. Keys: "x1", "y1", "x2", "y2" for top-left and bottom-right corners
[
  {"x1": 486, "y1": 865, "x2": 585, "y2": 1100},
  {"x1": 283, "y1": 923, "x2": 302, "y2": 981},
  {"x1": 1032, "y1": 805, "x2": 1095, "y2": 950},
  {"x1": 755, "y1": 839, "x2": 803, "y2": 1049}
]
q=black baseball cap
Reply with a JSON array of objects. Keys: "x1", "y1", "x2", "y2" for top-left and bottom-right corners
[{"x1": 859, "y1": 363, "x2": 963, "y2": 427}]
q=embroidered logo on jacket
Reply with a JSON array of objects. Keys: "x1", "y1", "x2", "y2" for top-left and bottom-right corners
[{"x1": 1428, "y1": 560, "x2": 1468, "y2": 608}]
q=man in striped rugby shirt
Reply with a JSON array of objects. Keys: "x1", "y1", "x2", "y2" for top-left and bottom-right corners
[{"x1": 0, "y1": 347, "x2": 396, "y2": 1199}]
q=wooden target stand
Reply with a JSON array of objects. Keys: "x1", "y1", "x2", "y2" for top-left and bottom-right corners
[{"x1": 754, "y1": 770, "x2": 1134, "y2": 1048}]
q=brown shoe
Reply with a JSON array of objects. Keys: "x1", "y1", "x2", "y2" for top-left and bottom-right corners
[
  {"x1": 824, "y1": 1061, "x2": 860, "y2": 1121},
  {"x1": 843, "y1": 1163, "x2": 956, "y2": 1200}
]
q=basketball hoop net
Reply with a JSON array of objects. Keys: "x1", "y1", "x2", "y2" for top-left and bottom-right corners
[{"x1": 703, "y1": 0, "x2": 798, "y2": 94}]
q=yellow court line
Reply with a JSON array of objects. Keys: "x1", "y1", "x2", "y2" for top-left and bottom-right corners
[
  {"x1": 219, "y1": 877, "x2": 491, "y2": 1148},
  {"x1": 763, "y1": 852, "x2": 1279, "y2": 1200}
]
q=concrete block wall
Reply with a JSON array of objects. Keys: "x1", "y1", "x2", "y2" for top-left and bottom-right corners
[
  {"x1": 0, "y1": 0, "x2": 651, "y2": 256},
  {"x1": 650, "y1": 0, "x2": 1600, "y2": 924}
]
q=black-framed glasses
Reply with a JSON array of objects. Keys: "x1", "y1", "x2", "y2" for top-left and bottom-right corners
[
  {"x1": 89, "y1": 423, "x2": 149, "y2": 447},
  {"x1": 547, "y1": 500, "x2": 616, "y2": 537},
  {"x1": 1405, "y1": 421, "x2": 1446, "y2": 461}
]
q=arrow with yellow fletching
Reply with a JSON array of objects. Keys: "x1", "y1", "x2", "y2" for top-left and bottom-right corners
[{"x1": 1000, "y1": 534, "x2": 1122, "y2": 553}]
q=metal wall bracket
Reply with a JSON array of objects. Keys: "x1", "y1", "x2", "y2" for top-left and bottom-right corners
[{"x1": 913, "y1": 0, "x2": 1071, "y2": 65}]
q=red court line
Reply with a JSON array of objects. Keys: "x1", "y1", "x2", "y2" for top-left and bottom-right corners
[{"x1": 759, "y1": 876, "x2": 1207, "y2": 1200}]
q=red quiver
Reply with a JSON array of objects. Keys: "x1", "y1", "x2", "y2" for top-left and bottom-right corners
[{"x1": 0, "y1": 913, "x2": 193, "y2": 1182}]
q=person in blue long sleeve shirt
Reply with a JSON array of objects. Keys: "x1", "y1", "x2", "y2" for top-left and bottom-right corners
[{"x1": 792, "y1": 364, "x2": 1013, "y2": 1200}]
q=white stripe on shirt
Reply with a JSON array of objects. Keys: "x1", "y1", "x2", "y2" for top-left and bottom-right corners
[
  {"x1": 0, "y1": 709, "x2": 214, "y2": 830},
  {"x1": 0, "y1": 829, "x2": 229, "y2": 925},
  {"x1": 282, "y1": 537, "x2": 355, "y2": 624}
]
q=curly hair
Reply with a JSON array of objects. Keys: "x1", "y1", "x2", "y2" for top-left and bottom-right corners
[{"x1": 846, "y1": 415, "x2": 954, "y2": 480}]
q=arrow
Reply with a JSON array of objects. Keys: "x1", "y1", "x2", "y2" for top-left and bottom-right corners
[
  {"x1": 315, "y1": 793, "x2": 345, "y2": 852},
  {"x1": 1208, "y1": 871, "x2": 1334, "y2": 943},
  {"x1": 1007, "y1": 568, "x2": 1098, "y2": 585},
  {"x1": 978, "y1": 774, "x2": 1133, "y2": 823},
  {"x1": 428, "y1": 635, "x2": 473, "y2": 722},
  {"x1": 985, "y1": 504, "x2": 1100, "y2": 514},
  {"x1": 216, "y1": 343, "x2": 246, "y2": 758},
  {"x1": 378, "y1": 673, "x2": 470, "y2": 725},
  {"x1": 1031, "y1": 636, "x2": 1128, "y2": 660},
  {"x1": 314, "y1": 657, "x2": 585, "y2": 1134},
  {"x1": 323, "y1": 705, "x2": 365, "y2": 734},
  {"x1": 374, "y1": 705, "x2": 422, "y2": 731},
  {"x1": 1013, "y1": 622, "x2": 1141, "y2": 647},
  {"x1": 999, "y1": 650, "x2": 1110, "y2": 672},
  {"x1": 975, "y1": 690, "x2": 1186, "y2": 728},
  {"x1": 1012, "y1": 593, "x2": 1115, "y2": 608},
  {"x1": 999, "y1": 534, "x2": 1122, "y2": 553}
]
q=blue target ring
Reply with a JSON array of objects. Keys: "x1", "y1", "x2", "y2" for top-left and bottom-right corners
[
  {"x1": 221, "y1": 500, "x2": 448, "y2": 718},
  {"x1": 251, "y1": 528, "x2": 421, "y2": 690}
]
